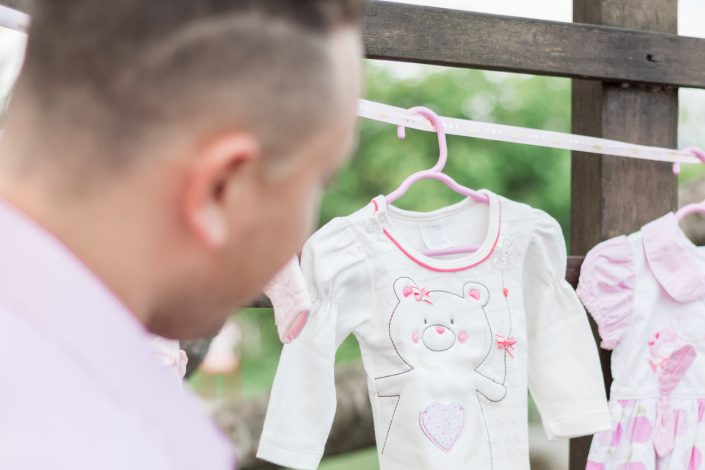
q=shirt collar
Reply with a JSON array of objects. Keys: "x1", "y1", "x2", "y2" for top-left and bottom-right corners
[{"x1": 642, "y1": 212, "x2": 705, "y2": 303}]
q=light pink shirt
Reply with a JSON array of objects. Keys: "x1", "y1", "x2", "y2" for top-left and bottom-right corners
[{"x1": 0, "y1": 200, "x2": 235, "y2": 469}]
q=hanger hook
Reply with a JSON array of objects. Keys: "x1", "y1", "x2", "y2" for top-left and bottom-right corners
[
  {"x1": 673, "y1": 146, "x2": 705, "y2": 175},
  {"x1": 396, "y1": 106, "x2": 448, "y2": 173}
]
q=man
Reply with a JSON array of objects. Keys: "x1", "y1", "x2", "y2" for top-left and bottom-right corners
[{"x1": 0, "y1": 1, "x2": 364, "y2": 468}]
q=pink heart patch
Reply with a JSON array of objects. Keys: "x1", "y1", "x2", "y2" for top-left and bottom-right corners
[{"x1": 419, "y1": 402, "x2": 465, "y2": 453}]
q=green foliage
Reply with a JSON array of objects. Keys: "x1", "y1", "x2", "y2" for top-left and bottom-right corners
[
  {"x1": 319, "y1": 447, "x2": 380, "y2": 470},
  {"x1": 320, "y1": 61, "x2": 572, "y2": 236}
]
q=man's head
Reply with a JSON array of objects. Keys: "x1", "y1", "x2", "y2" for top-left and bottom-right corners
[{"x1": 0, "y1": 0, "x2": 365, "y2": 338}]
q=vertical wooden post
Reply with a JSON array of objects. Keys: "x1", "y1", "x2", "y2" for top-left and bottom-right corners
[{"x1": 570, "y1": 0, "x2": 678, "y2": 468}]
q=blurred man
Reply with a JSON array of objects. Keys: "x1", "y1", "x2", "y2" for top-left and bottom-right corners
[{"x1": 0, "y1": 0, "x2": 365, "y2": 468}]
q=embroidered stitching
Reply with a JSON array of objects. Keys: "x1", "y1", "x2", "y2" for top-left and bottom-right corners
[
  {"x1": 376, "y1": 276, "x2": 506, "y2": 464},
  {"x1": 419, "y1": 402, "x2": 465, "y2": 453}
]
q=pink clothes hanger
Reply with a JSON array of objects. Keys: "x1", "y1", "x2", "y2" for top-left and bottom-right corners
[
  {"x1": 676, "y1": 200, "x2": 705, "y2": 221},
  {"x1": 387, "y1": 106, "x2": 487, "y2": 257},
  {"x1": 675, "y1": 148, "x2": 705, "y2": 221},
  {"x1": 386, "y1": 106, "x2": 489, "y2": 204}
]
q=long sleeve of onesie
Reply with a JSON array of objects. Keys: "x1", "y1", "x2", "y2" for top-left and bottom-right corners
[
  {"x1": 257, "y1": 217, "x2": 373, "y2": 469},
  {"x1": 523, "y1": 209, "x2": 611, "y2": 440}
]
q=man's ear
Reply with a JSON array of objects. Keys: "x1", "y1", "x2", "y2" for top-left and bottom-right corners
[{"x1": 182, "y1": 133, "x2": 261, "y2": 248}]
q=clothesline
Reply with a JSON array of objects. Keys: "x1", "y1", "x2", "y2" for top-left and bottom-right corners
[
  {"x1": 358, "y1": 99, "x2": 703, "y2": 166},
  {"x1": 0, "y1": 5, "x2": 28, "y2": 32}
]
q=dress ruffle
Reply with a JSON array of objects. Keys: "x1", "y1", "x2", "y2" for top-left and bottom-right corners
[{"x1": 587, "y1": 397, "x2": 705, "y2": 470}]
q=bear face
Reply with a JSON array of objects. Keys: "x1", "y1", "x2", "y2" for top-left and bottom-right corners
[{"x1": 389, "y1": 277, "x2": 492, "y2": 368}]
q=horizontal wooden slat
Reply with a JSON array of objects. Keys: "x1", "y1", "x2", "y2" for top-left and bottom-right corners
[
  {"x1": 363, "y1": 1, "x2": 705, "y2": 89},
  {"x1": 246, "y1": 256, "x2": 585, "y2": 308}
]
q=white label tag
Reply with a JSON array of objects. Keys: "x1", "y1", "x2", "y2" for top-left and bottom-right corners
[{"x1": 419, "y1": 220, "x2": 453, "y2": 251}]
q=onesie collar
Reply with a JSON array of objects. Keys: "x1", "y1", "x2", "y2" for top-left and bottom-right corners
[{"x1": 642, "y1": 212, "x2": 705, "y2": 303}]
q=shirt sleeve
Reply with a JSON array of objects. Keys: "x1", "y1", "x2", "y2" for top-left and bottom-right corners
[
  {"x1": 263, "y1": 255, "x2": 312, "y2": 344},
  {"x1": 523, "y1": 209, "x2": 611, "y2": 440},
  {"x1": 576, "y1": 236, "x2": 636, "y2": 350},
  {"x1": 256, "y1": 217, "x2": 373, "y2": 470}
]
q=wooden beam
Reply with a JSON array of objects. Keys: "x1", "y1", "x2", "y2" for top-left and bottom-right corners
[
  {"x1": 363, "y1": 1, "x2": 705, "y2": 89},
  {"x1": 569, "y1": 0, "x2": 678, "y2": 468},
  {"x1": 0, "y1": 0, "x2": 32, "y2": 11}
]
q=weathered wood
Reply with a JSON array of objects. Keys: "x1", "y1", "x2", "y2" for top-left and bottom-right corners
[
  {"x1": 7, "y1": 0, "x2": 705, "y2": 88},
  {"x1": 181, "y1": 337, "x2": 213, "y2": 378},
  {"x1": 569, "y1": 0, "x2": 678, "y2": 468},
  {"x1": 565, "y1": 256, "x2": 583, "y2": 288},
  {"x1": 363, "y1": 1, "x2": 705, "y2": 89},
  {"x1": 248, "y1": 296, "x2": 273, "y2": 309},
  {"x1": 1, "y1": 0, "x2": 32, "y2": 11}
]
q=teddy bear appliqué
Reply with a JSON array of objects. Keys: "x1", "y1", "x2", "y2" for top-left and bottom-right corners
[{"x1": 375, "y1": 277, "x2": 506, "y2": 466}]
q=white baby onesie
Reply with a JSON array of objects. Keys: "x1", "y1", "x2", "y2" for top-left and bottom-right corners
[{"x1": 257, "y1": 189, "x2": 610, "y2": 470}]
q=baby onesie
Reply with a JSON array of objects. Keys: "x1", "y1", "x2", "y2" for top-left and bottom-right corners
[
  {"x1": 578, "y1": 212, "x2": 705, "y2": 470},
  {"x1": 257, "y1": 189, "x2": 610, "y2": 470}
]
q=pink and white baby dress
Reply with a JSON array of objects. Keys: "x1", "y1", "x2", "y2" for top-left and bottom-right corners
[
  {"x1": 257, "y1": 189, "x2": 610, "y2": 470},
  {"x1": 577, "y1": 212, "x2": 705, "y2": 470}
]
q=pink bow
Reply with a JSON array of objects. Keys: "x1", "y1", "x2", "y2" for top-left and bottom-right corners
[
  {"x1": 496, "y1": 335, "x2": 517, "y2": 357},
  {"x1": 403, "y1": 285, "x2": 432, "y2": 304}
]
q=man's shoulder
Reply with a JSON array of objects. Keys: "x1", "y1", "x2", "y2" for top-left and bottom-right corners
[{"x1": 0, "y1": 303, "x2": 234, "y2": 470}]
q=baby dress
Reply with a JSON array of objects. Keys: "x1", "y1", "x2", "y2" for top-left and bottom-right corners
[
  {"x1": 257, "y1": 189, "x2": 610, "y2": 470},
  {"x1": 577, "y1": 212, "x2": 705, "y2": 470}
]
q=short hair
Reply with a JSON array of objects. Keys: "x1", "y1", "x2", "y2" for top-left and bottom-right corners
[{"x1": 11, "y1": 0, "x2": 365, "y2": 176}]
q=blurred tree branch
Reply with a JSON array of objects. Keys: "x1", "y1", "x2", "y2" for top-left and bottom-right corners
[{"x1": 213, "y1": 360, "x2": 375, "y2": 470}]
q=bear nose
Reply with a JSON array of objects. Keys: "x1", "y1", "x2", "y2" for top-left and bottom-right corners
[{"x1": 436, "y1": 326, "x2": 446, "y2": 335}]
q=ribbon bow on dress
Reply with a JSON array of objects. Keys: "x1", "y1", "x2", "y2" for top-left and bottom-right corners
[
  {"x1": 496, "y1": 335, "x2": 517, "y2": 358},
  {"x1": 403, "y1": 285, "x2": 433, "y2": 304}
]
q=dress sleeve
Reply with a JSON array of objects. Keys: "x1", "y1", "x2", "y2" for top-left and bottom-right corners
[
  {"x1": 263, "y1": 255, "x2": 312, "y2": 344},
  {"x1": 576, "y1": 236, "x2": 636, "y2": 350},
  {"x1": 523, "y1": 209, "x2": 611, "y2": 440},
  {"x1": 256, "y1": 218, "x2": 373, "y2": 470}
]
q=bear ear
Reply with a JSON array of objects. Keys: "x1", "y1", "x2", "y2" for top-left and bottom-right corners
[
  {"x1": 393, "y1": 277, "x2": 416, "y2": 301},
  {"x1": 462, "y1": 282, "x2": 489, "y2": 307}
]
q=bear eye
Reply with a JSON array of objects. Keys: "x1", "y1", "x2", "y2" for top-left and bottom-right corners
[
  {"x1": 424, "y1": 318, "x2": 427, "y2": 324},
  {"x1": 450, "y1": 319, "x2": 455, "y2": 325}
]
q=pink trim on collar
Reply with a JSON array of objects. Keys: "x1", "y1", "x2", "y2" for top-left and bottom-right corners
[
  {"x1": 380, "y1": 202, "x2": 502, "y2": 273},
  {"x1": 642, "y1": 212, "x2": 705, "y2": 303}
]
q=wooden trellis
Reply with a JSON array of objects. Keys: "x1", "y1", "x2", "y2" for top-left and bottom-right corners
[{"x1": 249, "y1": 1, "x2": 705, "y2": 468}]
